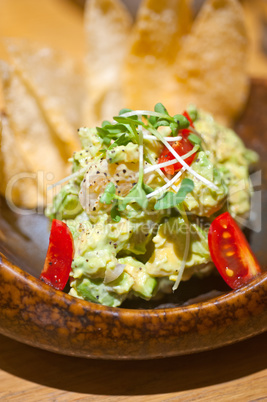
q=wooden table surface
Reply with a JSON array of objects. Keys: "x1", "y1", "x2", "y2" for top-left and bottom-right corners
[{"x1": 0, "y1": 0, "x2": 266, "y2": 400}]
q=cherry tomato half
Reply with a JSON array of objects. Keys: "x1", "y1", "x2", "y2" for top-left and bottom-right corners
[
  {"x1": 158, "y1": 111, "x2": 196, "y2": 175},
  {"x1": 158, "y1": 138, "x2": 195, "y2": 175},
  {"x1": 208, "y1": 212, "x2": 261, "y2": 289},
  {"x1": 40, "y1": 219, "x2": 74, "y2": 290}
]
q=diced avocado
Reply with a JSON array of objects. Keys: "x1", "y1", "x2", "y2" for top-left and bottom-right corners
[
  {"x1": 106, "y1": 142, "x2": 139, "y2": 164},
  {"x1": 69, "y1": 215, "x2": 134, "y2": 281},
  {"x1": 184, "y1": 151, "x2": 228, "y2": 217},
  {"x1": 124, "y1": 220, "x2": 157, "y2": 255},
  {"x1": 194, "y1": 110, "x2": 257, "y2": 218},
  {"x1": 244, "y1": 148, "x2": 259, "y2": 166},
  {"x1": 46, "y1": 182, "x2": 83, "y2": 220},
  {"x1": 78, "y1": 127, "x2": 102, "y2": 155},
  {"x1": 146, "y1": 217, "x2": 211, "y2": 279},
  {"x1": 71, "y1": 254, "x2": 110, "y2": 279},
  {"x1": 106, "y1": 271, "x2": 134, "y2": 295},
  {"x1": 71, "y1": 277, "x2": 127, "y2": 307},
  {"x1": 118, "y1": 257, "x2": 157, "y2": 299},
  {"x1": 71, "y1": 149, "x2": 91, "y2": 173}
]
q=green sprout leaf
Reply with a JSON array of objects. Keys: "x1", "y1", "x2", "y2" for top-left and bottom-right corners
[
  {"x1": 173, "y1": 114, "x2": 190, "y2": 130},
  {"x1": 154, "y1": 103, "x2": 169, "y2": 115},
  {"x1": 148, "y1": 115, "x2": 157, "y2": 126},
  {"x1": 170, "y1": 121, "x2": 178, "y2": 135},
  {"x1": 100, "y1": 182, "x2": 116, "y2": 205},
  {"x1": 143, "y1": 183, "x2": 154, "y2": 194},
  {"x1": 118, "y1": 108, "x2": 138, "y2": 120},
  {"x1": 119, "y1": 108, "x2": 132, "y2": 115},
  {"x1": 113, "y1": 116, "x2": 142, "y2": 126},
  {"x1": 102, "y1": 120, "x2": 111, "y2": 127},
  {"x1": 188, "y1": 133, "x2": 202, "y2": 146},
  {"x1": 154, "y1": 178, "x2": 194, "y2": 210},
  {"x1": 96, "y1": 127, "x2": 111, "y2": 146},
  {"x1": 108, "y1": 133, "x2": 132, "y2": 150},
  {"x1": 118, "y1": 183, "x2": 148, "y2": 211},
  {"x1": 110, "y1": 201, "x2": 121, "y2": 222},
  {"x1": 154, "y1": 119, "x2": 170, "y2": 128},
  {"x1": 188, "y1": 134, "x2": 203, "y2": 151}
]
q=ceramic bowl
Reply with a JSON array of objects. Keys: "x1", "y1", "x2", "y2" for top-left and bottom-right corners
[{"x1": 0, "y1": 78, "x2": 266, "y2": 360}]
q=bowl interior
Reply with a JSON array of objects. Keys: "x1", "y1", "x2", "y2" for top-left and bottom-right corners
[{"x1": 0, "y1": 78, "x2": 267, "y2": 309}]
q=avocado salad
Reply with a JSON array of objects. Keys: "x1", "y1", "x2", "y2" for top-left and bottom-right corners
[{"x1": 46, "y1": 104, "x2": 258, "y2": 307}]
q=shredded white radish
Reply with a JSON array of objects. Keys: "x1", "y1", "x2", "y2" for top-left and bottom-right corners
[
  {"x1": 147, "y1": 168, "x2": 185, "y2": 199},
  {"x1": 47, "y1": 168, "x2": 86, "y2": 191},
  {"x1": 165, "y1": 136, "x2": 182, "y2": 142},
  {"x1": 145, "y1": 151, "x2": 179, "y2": 192},
  {"x1": 145, "y1": 158, "x2": 178, "y2": 173},
  {"x1": 144, "y1": 134, "x2": 182, "y2": 142},
  {"x1": 157, "y1": 134, "x2": 218, "y2": 190},
  {"x1": 120, "y1": 110, "x2": 167, "y2": 119}
]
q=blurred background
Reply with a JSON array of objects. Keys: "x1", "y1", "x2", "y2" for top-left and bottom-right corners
[{"x1": 0, "y1": 0, "x2": 267, "y2": 77}]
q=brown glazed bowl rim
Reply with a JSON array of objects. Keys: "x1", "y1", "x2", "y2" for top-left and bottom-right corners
[{"x1": 0, "y1": 252, "x2": 266, "y2": 359}]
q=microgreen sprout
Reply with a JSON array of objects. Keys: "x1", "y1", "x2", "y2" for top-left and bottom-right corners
[{"x1": 154, "y1": 178, "x2": 194, "y2": 210}]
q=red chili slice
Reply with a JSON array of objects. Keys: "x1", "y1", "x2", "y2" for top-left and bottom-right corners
[
  {"x1": 158, "y1": 111, "x2": 196, "y2": 175},
  {"x1": 208, "y1": 212, "x2": 261, "y2": 289},
  {"x1": 40, "y1": 219, "x2": 74, "y2": 290}
]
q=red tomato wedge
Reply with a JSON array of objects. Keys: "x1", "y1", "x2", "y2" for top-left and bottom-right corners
[
  {"x1": 158, "y1": 138, "x2": 195, "y2": 175},
  {"x1": 40, "y1": 219, "x2": 74, "y2": 290},
  {"x1": 208, "y1": 212, "x2": 261, "y2": 289},
  {"x1": 158, "y1": 111, "x2": 196, "y2": 175}
]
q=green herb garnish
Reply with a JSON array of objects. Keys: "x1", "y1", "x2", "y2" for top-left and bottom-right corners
[
  {"x1": 148, "y1": 103, "x2": 190, "y2": 135},
  {"x1": 154, "y1": 178, "x2": 194, "y2": 210},
  {"x1": 107, "y1": 133, "x2": 132, "y2": 150},
  {"x1": 100, "y1": 182, "x2": 116, "y2": 205},
  {"x1": 110, "y1": 201, "x2": 121, "y2": 222}
]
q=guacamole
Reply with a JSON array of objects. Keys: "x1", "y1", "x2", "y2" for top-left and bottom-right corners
[{"x1": 46, "y1": 105, "x2": 258, "y2": 307}]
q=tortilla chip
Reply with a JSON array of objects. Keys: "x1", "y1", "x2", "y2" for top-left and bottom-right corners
[
  {"x1": 84, "y1": 0, "x2": 132, "y2": 125},
  {"x1": 5, "y1": 38, "x2": 83, "y2": 156},
  {"x1": 243, "y1": 0, "x2": 267, "y2": 78},
  {"x1": 0, "y1": 110, "x2": 44, "y2": 208},
  {"x1": 169, "y1": 0, "x2": 249, "y2": 124},
  {"x1": 0, "y1": 61, "x2": 69, "y2": 203},
  {"x1": 123, "y1": 0, "x2": 193, "y2": 111}
]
